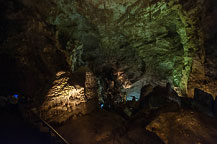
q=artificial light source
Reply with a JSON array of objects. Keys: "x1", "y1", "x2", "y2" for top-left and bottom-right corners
[{"x1": 13, "y1": 94, "x2": 19, "y2": 99}]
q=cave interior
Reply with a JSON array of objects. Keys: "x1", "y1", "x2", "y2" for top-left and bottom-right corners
[{"x1": 0, "y1": 0, "x2": 217, "y2": 144}]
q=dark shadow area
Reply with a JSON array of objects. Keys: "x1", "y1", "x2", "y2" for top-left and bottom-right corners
[
  {"x1": 0, "y1": 105, "x2": 51, "y2": 144},
  {"x1": 0, "y1": 53, "x2": 21, "y2": 96}
]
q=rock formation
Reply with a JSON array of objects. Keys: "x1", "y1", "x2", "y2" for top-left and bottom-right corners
[{"x1": 0, "y1": 1, "x2": 217, "y2": 142}]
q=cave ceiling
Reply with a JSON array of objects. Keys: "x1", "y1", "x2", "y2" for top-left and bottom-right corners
[{"x1": 1, "y1": 0, "x2": 217, "y2": 98}]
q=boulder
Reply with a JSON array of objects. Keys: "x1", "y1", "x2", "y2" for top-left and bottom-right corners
[
  {"x1": 147, "y1": 85, "x2": 169, "y2": 109},
  {"x1": 140, "y1": 84, "x2": 181, "y2": 110},
  {"x1": 139, "y1": 84, "x2": 154, "y2": 108},
  {"x1": 194, "y1": 88, "x2": 214, "y2": 112}
]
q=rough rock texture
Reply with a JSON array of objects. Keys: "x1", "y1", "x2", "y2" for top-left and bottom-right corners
[
  {"x1": 18, "y1": 0, "x2": 217, "y2": 99},
  {"x1": 1, "y1": 0, "x2": 217, "y2": 123},
  {"x1": 53, "y1": 98, "x2": 217, "y2": 144},
  {"x1": 187, "y1": 0, "x2": 217, "y2": 98},
  {"x1": 55, "y1": 110, "x2": 165, "y2": 144},
  {"x1": 146, "y1": 110, "x2": 217, "y2": 144},
  {"x1": 0, "y1": 0, "x2": 68, "y2": 103},
  {"x1": 40, "y1": 70, "x2": 98, "y2": 123},
  {"x1": 85, "y1": 70, "x2": 98, "y2": 100}
]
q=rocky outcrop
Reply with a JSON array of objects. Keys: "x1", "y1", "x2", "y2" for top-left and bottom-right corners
[
  {"x1": 187, "y1": 0, "x2": 217, "y2": 98},
  {"x1": 40, "y1": 70, "x2": 98, "y2": 124},
  {"x1": 146, "y1": 110, "x2": 217, "y2": 144},
  {"x1": 1, "y1": 0, "x2": 217, "y2": 123},
  {"x1": 85, "y1": 70, "x2": 98, "y2": 100},
  {"x1": 13, "y1": 0, "x2": 216, "y2": 100},
  {"x1": 194, "y1": 88, "x2": 214, "y2": 113},
  {"x1": 0, "y1": 0, "x2": 70, "y2": 104}
]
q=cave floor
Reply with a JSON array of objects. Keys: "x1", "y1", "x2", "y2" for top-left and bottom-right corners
[
  {"x1": 54, "y1": 109, "x2": 164, "y2": 144},
  {"x1": 54, "y1": 106, "x2": 217, "y2": 144}
]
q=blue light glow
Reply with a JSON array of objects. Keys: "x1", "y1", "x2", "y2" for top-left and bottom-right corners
[
  {"x1": 13, "y1": 94, "x2": 19, "y2": 99},
  {"x1": 100, "y1": 104, "x2": 104, "y2": 109},
  {"x1": 126, "y1": 92, "x2": 140, "y2": 101}
]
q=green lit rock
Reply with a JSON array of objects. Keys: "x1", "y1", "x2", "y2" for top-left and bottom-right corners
[{"x1": 19, "y1": 0, "x2": 207, "y2": 96}]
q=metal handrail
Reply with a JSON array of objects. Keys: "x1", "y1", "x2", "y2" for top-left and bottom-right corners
[{"x1": 31, "y1": 111, "x2": 70, "y2": 144}]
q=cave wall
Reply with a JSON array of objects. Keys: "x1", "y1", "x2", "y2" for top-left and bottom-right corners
[
  {"x1": 0, "y1": 0, "x2": 69, "y2": 104},
  {"x1": 39, "y1": 70, "x2": 98, "y2": 124},
  {"x1": 187, "y1": 0, "x2": 217, "y2": 98},
  {"x1": 22, "y1": 0, "x2": 211, "y2": 98},
  {"x1": 1, "y1": 0, "x2": 217, "y2": 109}
]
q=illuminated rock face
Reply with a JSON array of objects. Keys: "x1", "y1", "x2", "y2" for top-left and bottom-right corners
[
  {"x1": 21, "y1": 0, "x2": 215, "y2": 98},
  {"x1": 85, "y1": 71, "x2": 98, "y2": 100},
  {"x1": 40, "y1": 71, "x2": 98, "y2": 124},
  {"x1": 26, "y1": 0, "x2": 203, "y2": 95},
  {"x1": 1, "y1": 0, "x2": 217, "y2": 108}
]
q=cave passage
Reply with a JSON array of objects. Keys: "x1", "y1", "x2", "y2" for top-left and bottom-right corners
[{"x1": 1, "y1": 0, "x2": 217, "y2": 144}]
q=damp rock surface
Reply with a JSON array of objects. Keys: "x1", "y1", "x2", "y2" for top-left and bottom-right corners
[{"x1": 146, "y1": 110, "x2": 217, "y2": 144}]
